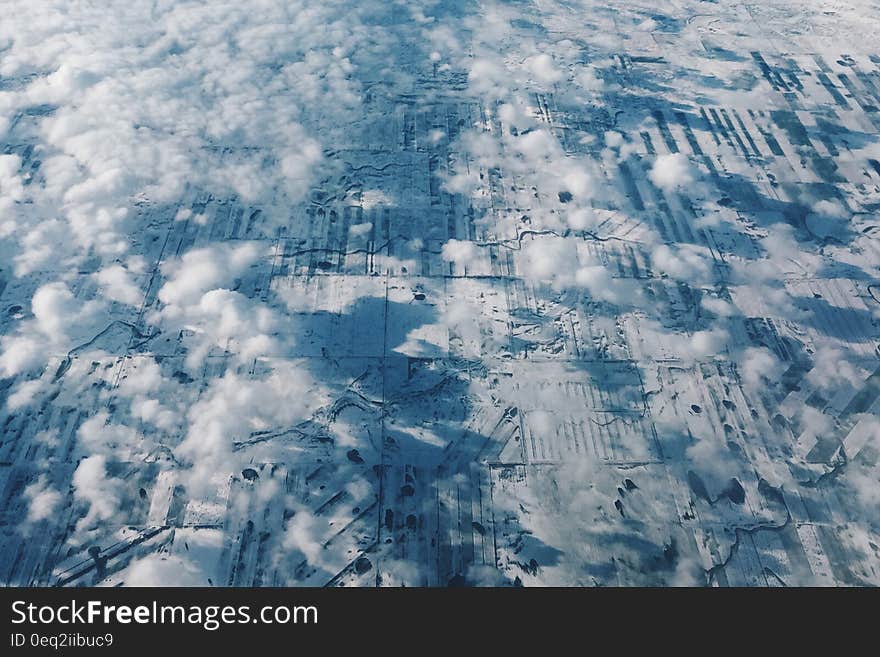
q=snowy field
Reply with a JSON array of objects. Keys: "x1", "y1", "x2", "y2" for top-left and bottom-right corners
[{"x1": 1, "y1": 0, "x2": 879, "y2": 586}]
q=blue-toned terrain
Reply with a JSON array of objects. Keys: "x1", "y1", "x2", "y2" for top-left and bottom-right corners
[{"x1": 0, "y1": 1, "x2": 878, "y2": 586}]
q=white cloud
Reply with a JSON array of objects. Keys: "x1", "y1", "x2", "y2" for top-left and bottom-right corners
[
  {"x1": 651, "y1": 244, "x2": 712, "y2": 282},
  {"x1": 0, "y1": 335, "x2": 44, "y2": 378},
  {"x1": 93, "y1": 264, "x2": 143, "y2": 306},
  {"x1": 282, "y1": 508, "x2": 324, "y2": 566},
  {"x1": 700, "y1": 295, "x2": 736, "y2": 318},
  {"x1": 24, "y1": 476, "x2": 63, "y2": 523},
  {"x1": 0, "y1": 280, "x2": 104, "y2": 376},
  {"x1": 649, "y1": 153, "x2": 695, "y2": 192},
  {"x1": 525, "y1": 53, "x2": 563, "y2": 85},
  {"x1": 738, "y1": 347, "x2": 779, "y2": 390},
  {"x1": 521, "y1": 236, "x2": 580, "y2": 285},
  {"x1": 72, "y1": 455, "x2": 123, "y2": 531},
  {"x1": 175, "y1": 363, "x2": 325, "y2": 494},
  {"x1": 77, "y1": 412, "x2": 148, "y2": 459},
  {"x1": 158, "y1": 242, "x2": 262, "y2": 308},
  {"x1": 441, "y1": 239, "x2": 480, "y2": 266}
]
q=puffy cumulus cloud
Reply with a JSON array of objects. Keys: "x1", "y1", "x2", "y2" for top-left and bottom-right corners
[
  {"x1": 182, "y1": 289, "x2": 281, "y2": 367},
  {"x1": 72, "y1": 454, "x2": 124, "y2": 532},
  {"x1": 0, "y1": 154, "x2": 24, "y2": 210},
  {"x1": 524, "y1": 53, "x2": 563, "y2": 85},
  {"x1": 31, "y1": 281, "x2": 95, "y2": 341},
  {"x1": 737, "y1": 347, "x2": 779, "y2": 391},
  {"x1": 496, "y1": 101, "x2": 531, "y2": 131},
  {"x1": 650, "y1": 243, "x2": 713, "y2": 283},
  {"x1": 151, "y1": 242, "x2": 282, "y2": 367},
  {"x1": 11, "y1": 219, "x2": 70, "y2": 277},
  {"x1": 574, "y1": 64, "x2": 605, "y2": 92},
  {"x1": 6, "y1": 378, "x2": 46, "y2": 412},
  {"x1": 0, "y1": 281, "x2": 104, "y2": 377},
  {"x1": 634, "y1": 319, "x2": 729, "y2": 362},
  {"x1": 521, "y1": 236, "x2": 580, "y2": 286},
  {"x1": 0, "y1": 335, "x2": 45, "y2": 379},
  {"x1": 0, "y1": 0, "x2": 370, "y2": 275},
  {"x1": 440, "y1": 239, "x2": 480, "y2": 266},
  {"x1": 566, "y1": 207, "x2": 599, "y2": 232},
  {"x1": 165, "y1": 289, "x2": 279, "y2": 369},
  {"x1": 175, "y1": 363, "x2": 326, "y2": 494},
  {"x1": 648, "y1": 153, "x2": 695, "y2": 192},
  {"x1": 685, "y1": 438, "x2": 741, "y2": 494},
  {"x1": 93, "y1": 260, "x2": 145, "y2": 307},
  {"x1": 282, "y1": 508, "x2": 324, "y2": 567},
  {"x1": 573, "y1": 262, "x2": 621, "y2": 303},
  {"x1": 130, "y1": 397, "x2": 180, "y2": 434},
  {"x1": 604, "y1": 131, "x2": 624, "y2": 149},
  {"x1": 689, "y1": 329, "x2": 728, "y2": 358},
  {"x1": 518, "y1": 235, "x2": 635, "y2": 303},
  {"x1": 467, "y1": 58, "x2": 510, "y2": 99},
  {"x1": 442, "y1": 298, "x2": 484, "y2": 358},
  {"x1": 111, "y1": 357, "x2": 183, "y2": 433},
  {"x1": 560, "y1": 166, "x2": 594, "y2": 199},
  {"x1": 157, "y1": 242, "x2": 263, "y2": 309},
  {"x1": 24, "y1": 475, "x2": 63, "y2": 523},
  {"x1": 116, "y1": 357, "x2": 165, "y2": 397},
  {"x1": 806, "y1": 345, "x2": 866, "y2": 392},
  {"x1": 811, "y1": 198, "x2": 849, "y2": 221},
  {"x1": 77, "y1": 412, "x2": 149, "y2": 459},
  {"x1": 700, "y1": 294, "x2": 736, "y2": 318}
]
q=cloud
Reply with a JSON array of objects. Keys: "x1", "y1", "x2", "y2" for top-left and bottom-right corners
[
  {"x1": 649, "y1": 153, "x2": 695, "y2": 191},
  {"x1": 157, "y1": 242, "x2": 262, "y2": 308},
  {"x1": 468, "y1": 58, "x2": 509, "y2": 98},
  {"x1": 524, "y1": 53, "x2": 563, "y2": 85},
  {"x1": 24, "y1": 476, "x2": 63, "y2": 523},
  {"x1": 0, "y1": 335, "x2": 44, "y2": 378},
  {"x1": 72, "y1": 455, "x2": 123, "y2": 531},
  {"x1": 806, "y1": 346, "x2": 865, "y2": 391},
  {"x1": 518, "y1": 235, "x2": 636, "y2": 303},
  {"x1": 282, "y1": 508, "x2": 324, "y2": 567},
  {"x1": 93, "y1": 263, "x2": 143, "y2": 306},
  {"x1": 0, "y1": 0, "x2": 370, "y2": 283},
  {"x1": 32, "y1": 282, "x2": 89, "y2": 341},
  {"x1": 77, "y1": 412, "x2": 148, "y2": 459},
  {"x1": 188, "y1": 289, "x2": 280, "y2": 362},
  {"x1": 0, "y1": 154, "x2": 24, "y2": 205},
  {"x1": 175, "y1": 363, "x2": 325, "y2": 494},
  {"x1": 442, "y1": 298, "x2": 484, "y2": 357},
  {"x1": 651, "y1": 243, "x2": 712, "y2": 282},
  {"x1": 700, "y1": 295, "x2": 736, "y2": 318},
  {"x1": 441, "y1": 239, "x2": 480, "y2": 266},
  {"x1": 6, "y1": 378, "x2": 46, "y2": 411},
  {"x1": 521, "y1": 236, "x2": 580, "y2": 285},
  {"x1": 0, "y1": 280, "x2": 104, "y2": 376},
  {"x1": 737, "y1": 347, "x2": 779, "y2": 390},
  {"x1": 574, "y1": 65, "x2": 604, "y2": 92},
  {"x1": 150, "y1": 242, "x2": 285, "y2": 367}
]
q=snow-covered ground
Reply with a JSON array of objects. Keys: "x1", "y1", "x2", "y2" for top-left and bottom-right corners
[{"x1": 1, "y1": 0, "x2": 879, "y2": 586}]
